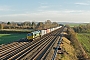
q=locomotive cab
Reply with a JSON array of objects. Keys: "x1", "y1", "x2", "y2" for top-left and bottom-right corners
[
  {"x1": 27, "y1": 33, "x2": 33, "y2": 40},
  {"x1": 27, "y1": 30, "x2": 41, "y2": 41}
]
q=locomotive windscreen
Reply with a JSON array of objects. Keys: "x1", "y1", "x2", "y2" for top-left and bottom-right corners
[{"x1": 27, "y1": 33, "x2": 32, "y2": 36}]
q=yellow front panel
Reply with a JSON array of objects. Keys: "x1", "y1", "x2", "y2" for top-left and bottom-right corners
[
  {"x1": 33, "y1": 36, "x2": 35, "y2": 38},
  {"x1": 27, "y1": 36, "x2": 33, "y2": 40}
]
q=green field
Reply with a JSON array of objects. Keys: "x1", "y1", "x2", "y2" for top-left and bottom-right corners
[
  {"x1": 0, "y1": 33, "x2": 27, "y2": 45},
  {"x1": 77, "y1": 33, "x2": 90, "y2": 56},
  {"x1": 67, "y1": 23, "x2": 87, "y2": 27},
  {"x1": 69, "y1": 24, "x2": 81, "y2": 27}
]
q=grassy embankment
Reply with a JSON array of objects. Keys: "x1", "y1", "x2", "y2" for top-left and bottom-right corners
[
  {"x1": 0, "y1": 33, "x2": 27, "y2": 45},
  {"x1": 56, "y1": 37, "x2": 77, "y2": 60},
  {"x1": 77, "y1": 33, "x2": 90, "y2": 57}
]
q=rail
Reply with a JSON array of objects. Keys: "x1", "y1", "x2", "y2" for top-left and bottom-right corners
[{"x1": 52, "y1": 32, "x2": 63, "y2": 60}]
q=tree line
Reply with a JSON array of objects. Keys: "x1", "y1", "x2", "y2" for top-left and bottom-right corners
[
  {"x1": 73, "y1": 24, "x2": 90, "y2": 33},
  {"x1": 0, "y1": 20, "x2": 59, "y2": 30}
]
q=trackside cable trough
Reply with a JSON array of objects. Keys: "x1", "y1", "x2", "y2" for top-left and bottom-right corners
[{"x1": 52, "y1": 34, "x2": 63, "y2": 60}]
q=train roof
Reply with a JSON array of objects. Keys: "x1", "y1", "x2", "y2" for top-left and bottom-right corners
[{"x1": 31, "y1": 30, "x2": 40, "y2": 34}]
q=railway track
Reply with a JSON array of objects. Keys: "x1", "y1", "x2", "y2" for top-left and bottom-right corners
[{"x1": 0, "y1": 26, "x2": 64, "y2": 60}]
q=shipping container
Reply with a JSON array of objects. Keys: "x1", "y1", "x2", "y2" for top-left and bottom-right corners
[
  {"x1": 56, "y1": 27, "x2": 59, "y2": 29},
  {"x1": 40, "y1": 30, "x2": 46, "y2": 36},
  {"x1": 46, "y1": 29, "x2": 50, "y2": 33},
  {"x1": 50, "y1": 28, "x2": 53, "y2": 32},
  {"x1": 57, "y1": 27, "x2": 60, "y2": 29},
  {"x1": 54, "y1": 27, "x2": 57, "y2": 30},
  {"x1": 53, "y1": 28, "x2": 55, "y2": 31},
  {"x1": 60, "y1": 26, "x2": 62, "y2": 28}
]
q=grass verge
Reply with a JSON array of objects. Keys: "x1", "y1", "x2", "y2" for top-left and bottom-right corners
[{"x1": 0, "y1": 33, "x2": 27, "y2": 45}]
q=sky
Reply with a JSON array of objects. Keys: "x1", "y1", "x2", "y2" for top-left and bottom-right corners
[{"x1": 0, "y1": 0, "x2": 90, "y2": 23}]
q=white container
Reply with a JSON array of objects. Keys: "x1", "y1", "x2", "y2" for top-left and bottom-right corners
[
  {"x1": 53, "y1": 28, "x2": 55, "y2": 31},
  {"x1": 60, "y1": 26, "x2": 62, "y2": 28},
  {"x1": 41, "y1": 30, "x2": 46, "y2": 36},
  {"x1": 46, "y1": 29, "x2": 50, "y2": 33},
  {"x1": 54, "y1": 27, "x2": 57, "y2": 30},
  {"x1": 50, "y1": 28, "x2": 53, "y2": 32}
]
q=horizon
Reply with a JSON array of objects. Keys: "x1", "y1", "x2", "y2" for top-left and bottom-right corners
[
  {"x1": 0, "y1": 0, "x2": 90, "y2": 23},
  {"x1": 0, "y1": 21, "x2": 90, "y2": 24}
]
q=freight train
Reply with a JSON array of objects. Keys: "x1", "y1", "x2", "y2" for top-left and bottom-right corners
[{"x1": 26, "y1": 26, "x2": 62, "y2": 41}]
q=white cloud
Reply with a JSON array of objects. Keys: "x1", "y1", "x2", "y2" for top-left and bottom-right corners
[
  {"x1": 0, "y1": 8, "x2": 12, "y2": 11},
  {"x1": 0, "y1": 6, "x2": 14, "y2": 11},
  {"x1": 0, "y1": 10, "x2": 90, "y2": 22},
  {"x1": 75, "y1": 2, "x2": 90, "y2": 5},
  {"x1": 1, "y1": 10, "x2": 90, "y2": 17},
  {"x1": 39, "y1": 6, "x2": 49, "y2": 9},
  {"x1": 40, "y1": 2, "x2": 47, "y2": 5}
]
